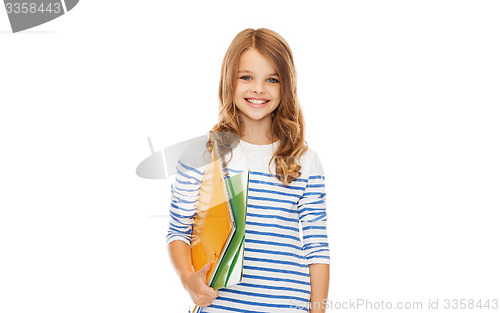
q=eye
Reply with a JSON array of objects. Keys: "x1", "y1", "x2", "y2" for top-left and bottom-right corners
[
  {"x1": 240, "y1": 76, "x2": 252, "y2": 81},
  {"x1": 267, "y1": 78, "x2": 279, "y2": 83}
]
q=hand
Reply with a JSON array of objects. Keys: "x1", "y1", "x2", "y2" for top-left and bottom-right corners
[{"x1": 182, "y1": 262, "x2": 219, "y2": 307}]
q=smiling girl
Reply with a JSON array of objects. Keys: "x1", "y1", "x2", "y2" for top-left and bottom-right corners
[{"x1": 168, "y1": 28, "x2": 330, "y2": 313}]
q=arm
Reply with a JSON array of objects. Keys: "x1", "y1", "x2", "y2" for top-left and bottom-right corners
[
  {"x1": 297, "y1": 151, "x2": 331, "y2": 313},
  {"x1": 168, "y1": 241, "x2": 218, "y2": 307},
  {"x1": 168, "y1": 240, "x2": 194, "y2": 287},
  {"x1": 309, "y1": 263, "x2": 330, "y2": 313},
  {"x1": 166, "y1": 161, "x2": 217, "y2": 307}
]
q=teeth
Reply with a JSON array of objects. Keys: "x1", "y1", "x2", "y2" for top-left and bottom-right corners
[{"x1": 247, "y1": 99, "x2": 268, "y2": 104}]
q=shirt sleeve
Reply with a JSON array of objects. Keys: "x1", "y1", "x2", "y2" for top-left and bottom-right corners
[
  {"x1": 297, "y1": 151, "x2": 330, "y2": 265},
  {"x1": 166, "y1": 160, "x2": 204, "y2": 247}
]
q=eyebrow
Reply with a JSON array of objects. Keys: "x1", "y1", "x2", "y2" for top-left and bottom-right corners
[{"x1": 238, "y1": 70, "x2": 279, "y2": 76}]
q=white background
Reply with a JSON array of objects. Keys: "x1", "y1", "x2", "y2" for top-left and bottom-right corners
[{"x1": 1, "y1": 1, "x2": 499, "y2": 312}]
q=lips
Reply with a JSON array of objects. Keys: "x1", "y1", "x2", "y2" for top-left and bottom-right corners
[{"x1": 245, "y1": 98, "x2": 270, "y2": 108}]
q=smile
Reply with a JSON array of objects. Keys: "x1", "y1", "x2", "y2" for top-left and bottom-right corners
[{"x1": 245, "y1": 98, "x2": 270, "y2": 108}]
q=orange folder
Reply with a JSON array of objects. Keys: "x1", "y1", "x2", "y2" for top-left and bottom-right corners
[{"x1": 190, "y1": 144, "x2": 235, "y2": 284}]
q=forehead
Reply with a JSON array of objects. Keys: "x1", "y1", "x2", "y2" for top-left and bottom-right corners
[{"x1": 238, "y1": 48, "x2": 278, "y2": 74}]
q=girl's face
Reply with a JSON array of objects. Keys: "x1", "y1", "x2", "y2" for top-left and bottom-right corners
[{"x1": 233, "y1": 48, "x2": 281, "y2": 126}]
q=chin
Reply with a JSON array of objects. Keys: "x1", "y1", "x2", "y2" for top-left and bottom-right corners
[{"x1": 243, "y1": 112, "x2": 270, "y2": 121}]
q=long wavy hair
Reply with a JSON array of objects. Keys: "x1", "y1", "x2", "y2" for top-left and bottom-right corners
[{"x1": 207, "y1": 28, "x2": 308, "y2": 186}]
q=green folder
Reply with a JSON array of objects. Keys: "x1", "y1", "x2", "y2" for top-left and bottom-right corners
[{"x1": 209, "y1": 170, "x2": 249, "y2": 290}]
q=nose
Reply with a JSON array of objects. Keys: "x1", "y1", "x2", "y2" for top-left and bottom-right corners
[{"x1": 252, "y1": 80, "x2": 264, "y2": 94}]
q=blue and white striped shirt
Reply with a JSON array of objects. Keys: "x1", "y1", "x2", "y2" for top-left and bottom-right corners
[{"x1": 167, "y1": 139, "x2": 330, "y2": 312}]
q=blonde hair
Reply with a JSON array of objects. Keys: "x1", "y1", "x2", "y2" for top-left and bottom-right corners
[{"x1": 208, "y1": 28, "x2": 308, "y2": 185}]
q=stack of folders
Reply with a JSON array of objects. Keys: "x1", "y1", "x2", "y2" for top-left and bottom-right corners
[{"x1": 190, "y1": 142, "x2": 249, "y2": 313}]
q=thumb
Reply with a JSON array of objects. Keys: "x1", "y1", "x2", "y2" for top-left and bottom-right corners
[{"x1": 197, "y1": 262, "x2": 212, "y2": 278}]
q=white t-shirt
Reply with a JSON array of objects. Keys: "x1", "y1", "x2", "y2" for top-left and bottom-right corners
[{"x1": 239, "y1": 139, "x2": 280, "y2": 172}]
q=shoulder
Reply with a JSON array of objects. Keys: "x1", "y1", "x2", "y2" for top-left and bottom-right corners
[
  {"x1": 169, "y1": 134, "x2": 211, "y2": 179},
  {"x1": 299, "y1": 145, "x2": 323, "y2": 168},
  {"x1": 299, "y1": 145, "x2": 324, "y2": 178}
]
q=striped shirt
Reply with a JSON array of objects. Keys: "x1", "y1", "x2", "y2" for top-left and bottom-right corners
[{"x1": 167, "y1": 139, "x2": 330, "y2": 312}]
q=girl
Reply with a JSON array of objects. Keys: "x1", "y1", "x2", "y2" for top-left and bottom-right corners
[{"x1": 167, "y1": 28, "x2": 330, "y2": 313}]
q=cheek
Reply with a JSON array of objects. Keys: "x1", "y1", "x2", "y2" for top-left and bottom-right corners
[
  {"x1": 233, "y1": 83, "x2": 245, "y2": 98},
  {"x1": 272, "y1": 87, "x2": 281, "y2": 101},
  {"x1": 233, "y1": 85, "x2": 245, "y2": 109}
]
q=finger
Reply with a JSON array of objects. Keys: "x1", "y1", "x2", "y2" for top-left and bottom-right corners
[
  {"x1": 197, "y1": 262, "x2": 212, "y2": 280},
  {"x1": 197, "y1": 262, "x2": 211, "y2": 276},
  {"x1": 203, "y1": 286, "x2": 219, "y2": 299},
  {"x1": 197, "y1": 292, "x2": 214, "y2": 302},
  {"x1": 195, "y1": 300, "x2": 211, "y2": 307},
  {"x1": 195, "y1": 296, "x2": 213, "y2": 307},
  {"x1": 200, "y1": 262, "x2": 212, "y2": 273}
]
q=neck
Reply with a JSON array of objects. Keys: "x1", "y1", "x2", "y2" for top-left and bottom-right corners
[{"x1": 240, "y1": 115, "x2": 276, "y2": 145}]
